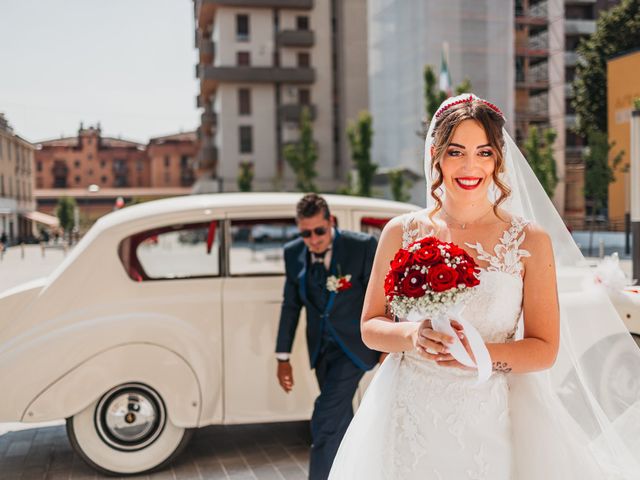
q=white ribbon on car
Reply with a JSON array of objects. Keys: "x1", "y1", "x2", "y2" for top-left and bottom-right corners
[{"x1": 406, "y1": 303, "x2": 492, "y2": 385}]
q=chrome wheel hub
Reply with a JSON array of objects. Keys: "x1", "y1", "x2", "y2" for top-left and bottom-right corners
[{"x1": 95, "y1": 384, "x2": 166, "y2": 451}]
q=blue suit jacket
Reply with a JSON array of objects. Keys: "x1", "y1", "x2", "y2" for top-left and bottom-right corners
[{"x1": 275, "y1": 228, "x2": 379, "y2": 371}]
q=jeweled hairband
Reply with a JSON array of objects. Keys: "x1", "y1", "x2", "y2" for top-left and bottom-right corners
[{"x1": 434, "y1": 95, "x2": 504, "y2": 118}]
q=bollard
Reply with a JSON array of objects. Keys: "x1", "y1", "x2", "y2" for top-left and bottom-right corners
[
  {"x1": 41, "y1": 242, "x2": 45, "y2": 258},
  {"x1": 599, "y1": 239, "x2": 605, "y2": 259},
  {"x1": 20, "y1": 243, "x2": 25, "y2": 259}
]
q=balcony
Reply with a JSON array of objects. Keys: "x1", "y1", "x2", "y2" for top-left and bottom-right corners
[
  {"x1": 201, "y1": 110, "x2": 218, "y2": 127},
  {"x1": 277, "y1": 30, "x2": 315, "y2": 48},
  {"x1": 198, "y1": 65, "x2": 315, "y2": 99},
  {"x1": 279, "y1": 104, "x2": 316, "y2": 123},
  {"x1": 196, "y1": 142, "x2": 218, "y2": 170},
  {"x1": 565, "y1": 51, "x2": 582, "y2": 67},
  {"x1": 515, "y1": 42, "x2": 549, "y2": 60},
  {"x1": 198, "y1": 37, "x2": 215, "y2": 64},
  {"x1": 565, "y1": 19, "x2": 596, "y2": 35},
  {"x1": 515, "y1": 1, "x2": 548, "y2": 29},
  {"x1": 195, "y1": 0, "x2": 313, "y2": 28}
]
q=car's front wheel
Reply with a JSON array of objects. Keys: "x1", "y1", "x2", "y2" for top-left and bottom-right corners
[{"x1": 66, "y1": 383, "x2": 193, "y2": 475}]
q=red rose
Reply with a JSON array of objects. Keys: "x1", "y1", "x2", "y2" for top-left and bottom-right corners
[
  {"x1": 337, "y1": 278, "x2": 353, "y2": 292},
  {"x1": 421, "y1": 236, "x2": 438, "y2": 246},
  {"x1": 384, "y1": 270, "x2": 401, "y2": 297},
  {"x1": 447, "y1": 244, "x2": 466, "y2": 258},
  {"x1": 390, "y1": 248, "x2": 412, "y2": 272},
  {"x1": 456, "y1": 265, "x2": 480, "y2": 287},
  {"x1": 414, "y1": 245, "x2": 441, "y2": 266},
  {"x1": 400, "y1": 269, "x2": 427, "y2": 298},
  {"x1": 427, "y1": 264, "x2": 459, "y2": 292}
]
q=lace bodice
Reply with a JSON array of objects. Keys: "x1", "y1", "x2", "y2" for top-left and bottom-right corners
[{"x1": 400, "y1": 212, "x2": 531, "y2": 343}]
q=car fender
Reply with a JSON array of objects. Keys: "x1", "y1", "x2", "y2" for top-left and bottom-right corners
[
  {"x1": 0, "y1": 313, "x2": 220, "y2": 425},
  {"x1": 22, "y1": 343, "x2": 201, "y2": 427}
]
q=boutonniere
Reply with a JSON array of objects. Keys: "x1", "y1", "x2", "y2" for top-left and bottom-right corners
[{"x1": 327, "y1": 265, "x2": 353, "y2": 293}]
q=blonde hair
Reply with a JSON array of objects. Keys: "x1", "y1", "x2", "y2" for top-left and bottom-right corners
[{"x1": 428, "y1": 99, "x2": 511, "y2": 222}]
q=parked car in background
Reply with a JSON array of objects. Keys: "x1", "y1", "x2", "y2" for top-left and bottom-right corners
[{"x1": 0, "y1": 193, "x2": 418, "y2": 475}]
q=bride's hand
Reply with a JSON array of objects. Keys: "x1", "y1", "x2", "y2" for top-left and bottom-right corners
[
  {"x1": 437, "y1": 322, "x2": 477, "y2": 370},
  {"x1": 412, "y1": 319, "x2": 463, "y2": 362}
]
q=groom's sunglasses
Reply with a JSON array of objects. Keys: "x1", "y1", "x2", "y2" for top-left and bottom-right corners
[{"x1": 299, "y1": 226, "x2": 328, "y2": 238}]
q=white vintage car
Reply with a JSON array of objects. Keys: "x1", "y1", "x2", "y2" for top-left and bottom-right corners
[{"x1": 0, "y1": 193, "x2": 418, "y2": 475}]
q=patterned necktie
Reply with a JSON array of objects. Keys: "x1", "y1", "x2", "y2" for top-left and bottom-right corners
[{"x1": 309, "y1": 250, "x2": 329, "y2": 286}]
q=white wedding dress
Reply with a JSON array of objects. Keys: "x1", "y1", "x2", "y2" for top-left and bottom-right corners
[{"x1": 329, "y1": 212, "x2": 610, "y2": 480}]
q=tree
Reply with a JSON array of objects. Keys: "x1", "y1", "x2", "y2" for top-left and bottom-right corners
[
  {"x1": 55, "y1": 196, "x2": 76, "y2": 236},
  {"x1": 572, "y1": 0, "x2": 640, "y2": 136},
  {"x1": 421, "y1": 65, "x2": 472, "y2": 136},
  {"x1": 347, "y1": 110, "x2": 377, "y2": 197},
  {"x1": 283, "y1": 106, "x2": 318, "y2": 192},
  {"x1": 522, "y1": 126, "x2": 558, "y2": 198},
  {"x1": 388, "y1": 169, "x2": 412, "y2": 203},
  {"x1": 584, "y1": 129, "x2": 625, "y2": 213},
  {"x1": 583, "y1": 129, "x2": 625, "y2": 254},
  {"x1": 423, "y1": 65, "x2": 447, "y2": 121},
  {"x1": 237, "y1": 161, "x2": 254, "y2": 192}
]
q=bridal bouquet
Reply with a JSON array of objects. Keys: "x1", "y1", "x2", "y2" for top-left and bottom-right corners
[{"x1": 384, "y1": 236, "x2": 492, "y2": 383}]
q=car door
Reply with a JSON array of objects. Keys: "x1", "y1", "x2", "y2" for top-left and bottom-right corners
[
  {"x1": 118, "y1": 218, "x2": 225, "y2": 425},
  {"x1": 221, "y1": 211, "x2": 319, "y2": 423}
]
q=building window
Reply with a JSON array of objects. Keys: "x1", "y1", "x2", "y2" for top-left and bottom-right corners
[
  {"x1": 136, "y1": 159, "x2": 144, "y2": 172},
  {"x1": 118, "y1": 221, "x2": 222, "y2": 281},
  {"x1": 239, "y1": 126, "x2": 253, "y2": 154},
  {"x1": 299, "y1": 88, "x2": 311, "y2": 105},
  {"x1": 88, "y1": 154, "x2": 93, "y2": 160},
  {"x1": 296, "y1": 16, "x2": 309, "y2": 30},
  {"x1": 164, "y1": 155, "x2": 170, "y2": 168},
  {"x1": 36, "y1": 161, "x2": 43, "y2": 172},
  {"x1": 237, "y1": 51, "x2": 251, "y2": 66},
  {"x1": 101, "y1": 175, "x2": 107, "y2": 184},
  {"x1": 297, "y1": 52, "x2": 310, "y2": 68},
  {"x1": 74, "y1": 160, "x2": 81, "y2": 168},
  {"x1": 238, "y1": 88, "x2": 251, "y2": 115},
  {"x1": 100, "y1": 159, "x2": 106, "y2": 168},
  {"x1": 75, "y1": 175, "x2": 81, "y2": 184},
  {"x1": 236, "y1": 14, "x2": 250, "y2": 41},
  {"x1": 88, "y1": 168, "x2": 93, "y2": 176}
]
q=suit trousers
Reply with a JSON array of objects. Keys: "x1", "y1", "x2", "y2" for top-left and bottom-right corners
[{"x1": 309, "y1": 337, "x2": 365, "y2": 480}]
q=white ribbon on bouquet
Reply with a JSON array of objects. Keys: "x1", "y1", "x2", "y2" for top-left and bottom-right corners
[{"x1": 406, "y1": 303, "x2": 492, "y2": 385}]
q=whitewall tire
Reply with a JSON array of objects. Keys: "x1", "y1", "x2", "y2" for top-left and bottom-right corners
[{"x1": 66, "y1": 383, "x2": 193, "y2": 475}]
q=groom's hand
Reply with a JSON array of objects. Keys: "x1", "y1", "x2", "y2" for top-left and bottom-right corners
[{"x1": 277, "y1": 361, "x2": 294, "y2": 393}]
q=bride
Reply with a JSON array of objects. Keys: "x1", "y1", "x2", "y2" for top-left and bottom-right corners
[{"x1": 328, "y1": 94, "x2": 640, "y2": 479}]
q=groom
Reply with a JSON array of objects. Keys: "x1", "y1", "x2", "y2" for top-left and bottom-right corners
[{"x1": 275, "y1": 193, "x2": 379, "y2": 480}]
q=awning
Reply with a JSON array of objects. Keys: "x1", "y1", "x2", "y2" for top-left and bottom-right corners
[{"x1": 22, "y1": 211, "x2": 60, "y2": 227}]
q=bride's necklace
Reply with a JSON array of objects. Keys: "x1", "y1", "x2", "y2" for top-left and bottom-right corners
[{"x1": 442, "y1": 206, "x2": 494, "y2": 229}]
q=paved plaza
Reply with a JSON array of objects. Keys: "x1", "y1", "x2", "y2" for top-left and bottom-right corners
[{"x1": 0, "y1": 421, "x2": 311, "y2": 480}]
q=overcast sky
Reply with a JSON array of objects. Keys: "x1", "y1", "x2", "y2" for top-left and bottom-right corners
[{"x1": 0, "y1": 0, "x2": 199, "y2": 144}]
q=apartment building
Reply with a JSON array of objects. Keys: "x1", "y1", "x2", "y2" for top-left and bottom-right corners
[
  {"x1": 35, "y1": 125, "x2": 197, "y2": 232},
  {"x1": 193, "y1": 0, "x2": 369, "y2": 193},
  {"x1": 148, "y1": 131, "x2": 198, "y2": 188},
  {"x1": 0, "y1": 113, "x2": 36, "y2": 244},
  {"x1": 516, "y1": 0, "x2": 621, "y2": 225}
]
